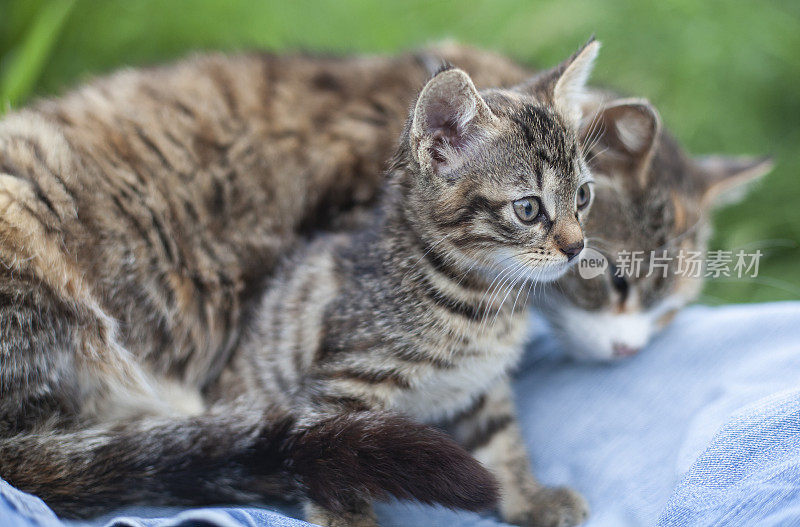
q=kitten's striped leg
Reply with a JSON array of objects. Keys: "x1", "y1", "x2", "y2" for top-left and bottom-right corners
[{"x1": 448, "y1": 380, "x2": 589, "y2": 527}]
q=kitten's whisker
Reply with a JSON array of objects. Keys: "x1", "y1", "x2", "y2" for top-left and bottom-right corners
[
  {"x1": 520, "y1": 257, "x2": 549, "y2": 307},
  {"x1": 581, "y1": 103, "x2": 606, "y2": 155},
  {"x1": 453, "y1": 258, "x2": 482, "y2": 289},
  {"x1": 491, "y1": 264, "x2": 530, "y2": 328},
  {"x1": 582, "y1": 110, "x2": 607, "y2": 161},
  {"x1": 480, "y1": 262, "x2": 522, "y2": 333},
  {"x1": 476, "y1": 256, "x2": 519, "y2": 310},
  {"x1": 481, "y1": 263, "x2": 519, "y2": 319},
  {"x1": 509, "y1": 257, "x2": 539, "y2": 319},
  {"x1": 584, "y1": 236, "x2": 612, "y2": 252},
  {"x1": 510, "y1": 272, "x2": 532, "y2": 319},
  {"x1": 476, "y1": 268, "x2": 514, "y2": 331},
  {"x1": 705, "y1": 276, "x2": 800, "y2": 296},
  {"x1": 585, "y1": 121, "x2": 606, "y2": 156},
  {"x1": 401, "y1": 233, "x2": 452, "y2": 282}
]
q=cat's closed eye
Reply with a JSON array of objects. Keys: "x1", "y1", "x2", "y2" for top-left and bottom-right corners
[{"x1": 513, "y1": 197, "x2": 541, "y2": 223}]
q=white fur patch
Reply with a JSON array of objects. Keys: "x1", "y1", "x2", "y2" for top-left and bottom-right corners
[{"x1": 549, "y1": 294, "x2": 685, "y2": 361}]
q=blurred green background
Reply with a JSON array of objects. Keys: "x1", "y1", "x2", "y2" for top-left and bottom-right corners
[{"x1": 1, "y1": 0, "x2": 798, "y2": 303}]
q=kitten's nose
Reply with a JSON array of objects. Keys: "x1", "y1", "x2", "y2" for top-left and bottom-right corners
[
  {"x1": 560, "y1": 240, "x2": 584, "y2": 261},
  {"x1": 554, "y1": 220, "x2": 584, "y2": 261}
]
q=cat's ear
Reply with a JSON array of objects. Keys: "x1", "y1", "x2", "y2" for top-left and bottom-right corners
[
  {"x1": 411, "y1": 67, "x2": 497, "y2": 176},
  {"x1": 553, "y1": 39, "x2": 601, "y2": 128},
  {"x1": 581, "y1": 98, "x2": 661, "y2": 187},
  {"x1": 694, "y1": 155, "x2": 773, "y2": 208},
  {"x1": 517, "y1": 38, "x2": 600, "y2": 129}
]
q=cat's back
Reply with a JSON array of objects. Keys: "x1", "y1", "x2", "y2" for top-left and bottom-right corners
[{"x1": 0, "y1": 50, "x2": 431, "y2": 387}]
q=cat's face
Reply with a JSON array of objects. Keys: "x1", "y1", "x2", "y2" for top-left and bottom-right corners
[
  {"x1": 404, "y1": 41, "x2": 599, "y2": 283},
  {"x1": 536, "y1": 98, "x2": 772, "y2": 360}
]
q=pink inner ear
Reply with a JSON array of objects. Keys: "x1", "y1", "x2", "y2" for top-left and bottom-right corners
[
  {"x1": 430, "y1": 130, "x2": 449, "y2": 164},
  {"x1": 427, "y1": 100, "x2": 470, "y2": 149}
]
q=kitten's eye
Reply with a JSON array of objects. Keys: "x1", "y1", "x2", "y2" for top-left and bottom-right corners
[
  {"x1": 513, "y1": 197, "x2": 540, "y2": 223},
  {"x1": 576, "y1": 183, "x2": 591, "y2": 210}
]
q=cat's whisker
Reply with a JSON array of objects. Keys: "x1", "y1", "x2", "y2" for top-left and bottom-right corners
[
  {"x1": 585, "y1": 120, "x2": 606, "y2": 155},
  {"x1": 648, "y1": 198, "x2": 715, "y2": 253},
  {"x1": 490, "y1": 263, "x2": 530, "y2": 328},
  {"x1": 480, "y1": 262, "x2": 524, "y2": 333},
  {"x1": 453, "y1": 257, "x2": 485, "y2": 290},
  {"x1": 704, "y1": 276, "x2": 800, "y2": 297},
  {"x1": 728, "y1": 238, "x2": 797, "y2": 252},
  {"x1": 584, "y1": 236, "x2": 612, "y2": 252},
  {"x1": 479, "y1": 264, "x2": 518, "y2": 328},
  {"x1": 509, "y1": 256, "x2": 542, "y2": 319},
  {"x1": 509, "y1": 270, "x2": 532, "y2": 319},
  {"x1": 475, "y1": 256, "x2": 520, "y2": 311},
  {"x1": 580, "y1": 103, "x2": 606, "y2": 155},
  {"x1": 521, "y1": 274, "x2": 536, "y2": 308},
  {"x1": 400, "y1": 233, "x2": 452, "y2": 282}
]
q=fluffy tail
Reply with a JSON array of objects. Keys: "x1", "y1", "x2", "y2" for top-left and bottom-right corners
[
  {"x1": 287, "y1": 411, "x2": 498, "y2": 513},
  {"x1": 0, "y1": 408, "x2": 497, "y2": 518}
]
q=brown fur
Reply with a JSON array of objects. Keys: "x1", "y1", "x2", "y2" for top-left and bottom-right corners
[
  {"x1": 0, "y1": 41, "x2": 768, "y2": 524},
  {"x1": 224, "y1": 41, "x2": 601, "y2": 526}
]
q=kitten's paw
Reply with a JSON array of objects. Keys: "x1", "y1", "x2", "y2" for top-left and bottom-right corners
[
  {"x1": 507, "y1": 486, "x2": 589, "y2": 527},
  {"x1": 304, "y1": 502, "x2": 379, "y2": 527}
]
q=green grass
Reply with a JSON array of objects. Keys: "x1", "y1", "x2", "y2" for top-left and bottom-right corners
[{"x1": 1, "y1": 0, "x2": 798, "y2": 303}]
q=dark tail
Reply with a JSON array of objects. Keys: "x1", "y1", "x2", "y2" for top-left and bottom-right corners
[
  {"x1": 286, "y1": 411, "x2": 498, "y2": 513},
  {"x1": 0, "y1": 408, "x2": 497, "y2": 518}
]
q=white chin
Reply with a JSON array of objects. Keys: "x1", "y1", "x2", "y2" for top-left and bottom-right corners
[{"x1": 533, "y1": 262, "x2": 571, "y2": 283}]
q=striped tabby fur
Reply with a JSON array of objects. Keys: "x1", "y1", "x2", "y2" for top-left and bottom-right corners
[
  {"x1": 0, "y1": 47, "x2": 513, "y2": 519},
  {"x1": 222, "y1": 41, "x2": 602, "y2": 526},
  {"x1": 0, "y1": 38, "x2": 768, "y2": 526}
]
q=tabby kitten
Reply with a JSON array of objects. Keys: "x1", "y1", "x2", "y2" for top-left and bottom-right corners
[{"x1": 222, "y1": 41, "x2": 602, "y2": 527}]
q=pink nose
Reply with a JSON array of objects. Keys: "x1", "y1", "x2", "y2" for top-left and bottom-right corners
[{"x1": 612, "y1": 343, "x2": 640, "y2": 358}]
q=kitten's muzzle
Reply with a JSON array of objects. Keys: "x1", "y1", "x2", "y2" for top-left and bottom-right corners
[{"x1": 553, "y1": 220, "x2": 584, "y2": 261}]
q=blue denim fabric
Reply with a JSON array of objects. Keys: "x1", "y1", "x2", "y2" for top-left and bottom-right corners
[{"x1": 1, "y1": 302, "x2": 798, "y2": 527}]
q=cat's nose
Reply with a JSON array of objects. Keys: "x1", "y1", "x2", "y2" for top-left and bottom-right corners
[
  {"x1": 554, "y1": 220, "x2": 584, "y2": 261},
  {"x1": 560, "y1": 239, "x2": 584, "y2": 261},
  {"x1": 613, "y1": 342, "x2": 640, "y2": 357}
]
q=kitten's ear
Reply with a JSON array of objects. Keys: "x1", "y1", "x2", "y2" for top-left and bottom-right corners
[
  {"x1": 517, "y1": 39, "x2": 601, "y2": 129},
  {"x1": 694, "y1": 155, "x2": 773, "y2": 208},
  {"x1": 411, "y1": 67, "x2": 497, "y2": 176},
  {"x1": 553, "y1": 39, "x2": 601, "y2": 128},
  {"x1": 581, "y1": 98, "x2": 661, "y2": 186}
]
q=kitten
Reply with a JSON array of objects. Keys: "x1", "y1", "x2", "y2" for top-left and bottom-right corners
[{"x1": 222, "y1": 41, "x2": 602, "y2": 527}]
